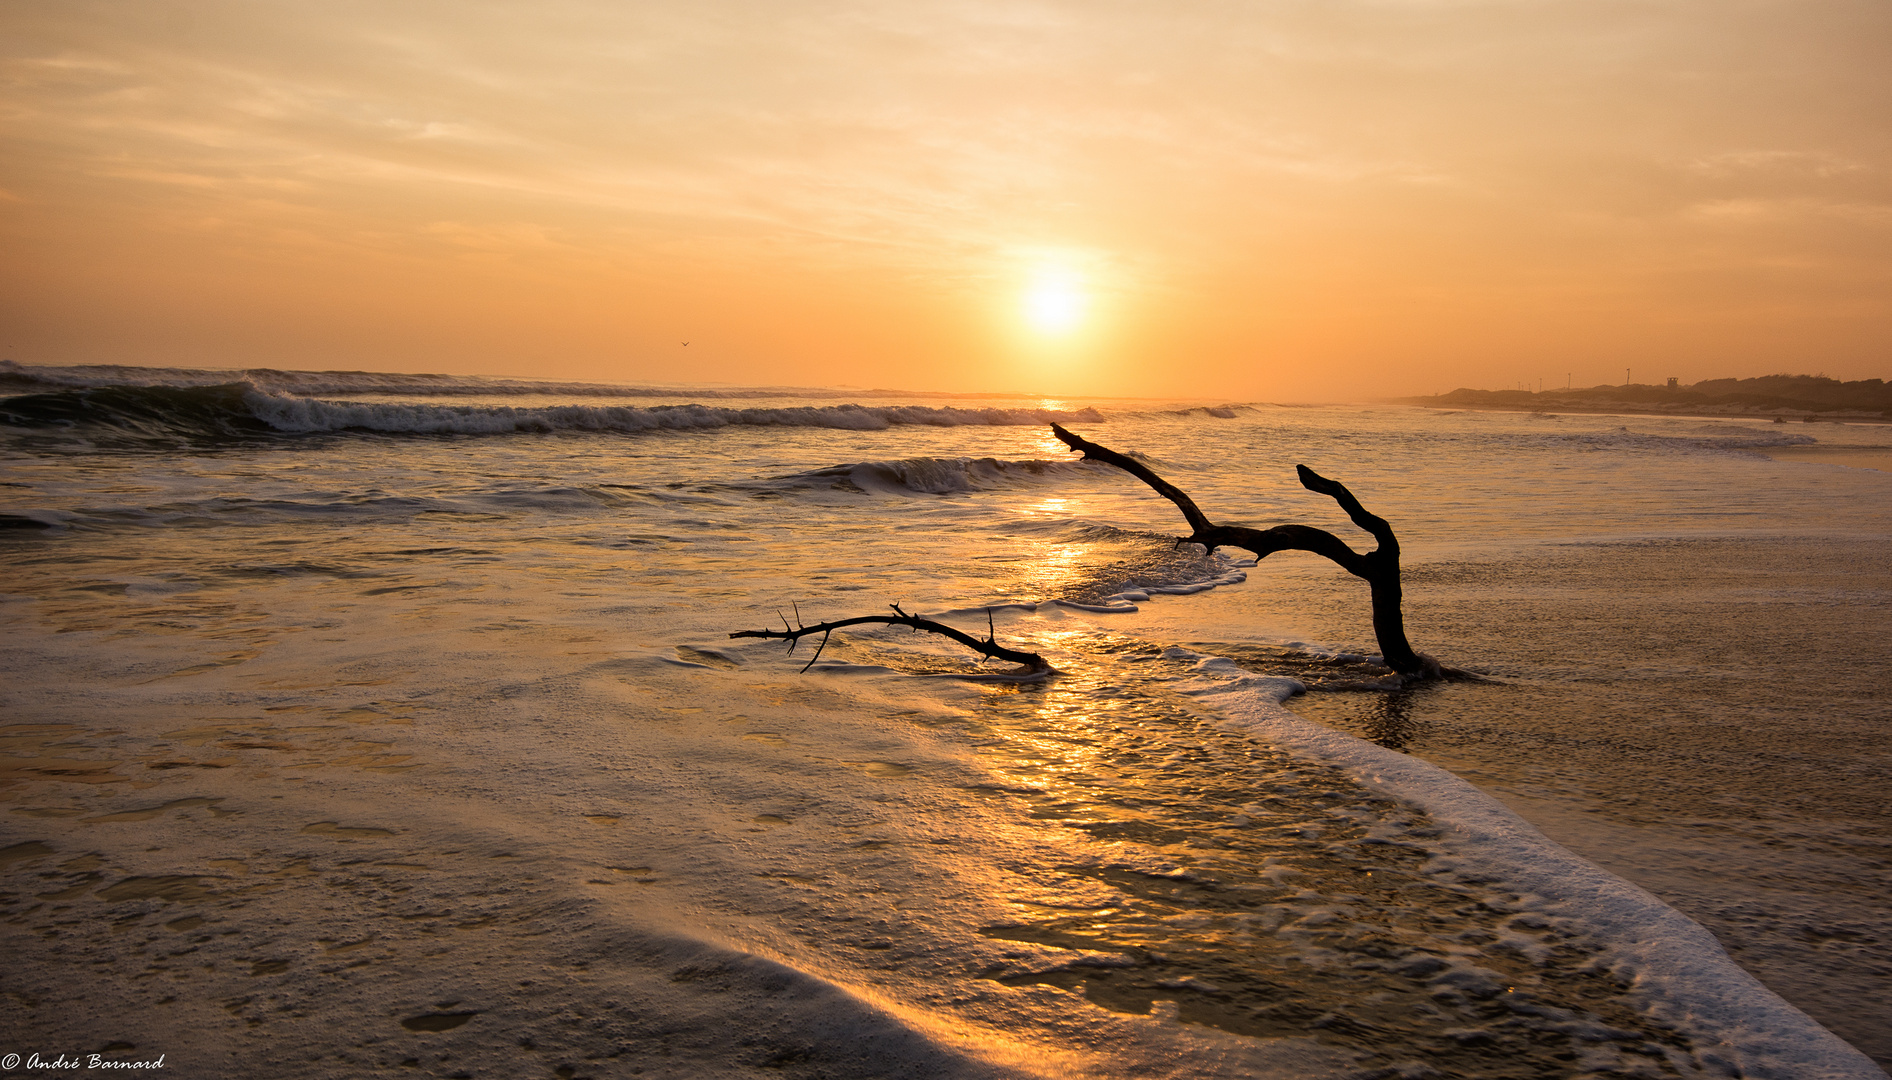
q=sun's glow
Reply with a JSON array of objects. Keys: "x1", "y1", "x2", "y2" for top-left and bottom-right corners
[{"x1": 1023, "y1": 270, "x2": 1087, "y2": 335}]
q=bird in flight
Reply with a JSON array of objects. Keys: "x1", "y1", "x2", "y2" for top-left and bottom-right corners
[{"x1": 681, "y1": 341, "x2": 689, "y2": 346}]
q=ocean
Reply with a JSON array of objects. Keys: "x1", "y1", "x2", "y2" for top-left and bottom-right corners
[{"x1": 1, "y1": 361, "x2": 1887, "y2": 1079}]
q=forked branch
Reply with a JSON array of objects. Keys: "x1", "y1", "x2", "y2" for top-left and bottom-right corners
[
  {"x1": 1050, "y1": 423, "x2": 1431, "y2": 676},
  {"x1": 730, "y1": 603, "x2": 1049, "y2": 674}
]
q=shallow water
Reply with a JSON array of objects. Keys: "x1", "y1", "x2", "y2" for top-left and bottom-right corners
[
  {"x1": 1278, "y1": 534, "x2": 1892, "y2": 1067},
  {"x1": 1, "y1": 367, "x2": 1887, "y2": 1077},
  {"x1": 960, "y1": 646, "x2": 1712, "y2": 1078}
]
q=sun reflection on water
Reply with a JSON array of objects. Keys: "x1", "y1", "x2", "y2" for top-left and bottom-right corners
[
  {"x1": 952, "y1": 636, "x2": 1702, "y2": 1075},
  {"x1": 1025, "y1": 495, "x2": 1070, "y2": 517},
  {"x1": 1030, "y1": 426, "x2": 1075, "y2": 458}
]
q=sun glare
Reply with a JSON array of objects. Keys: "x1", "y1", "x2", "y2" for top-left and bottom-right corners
[{"x1": 1024, "y1": 270, "x2": 1087, "y2": 335}]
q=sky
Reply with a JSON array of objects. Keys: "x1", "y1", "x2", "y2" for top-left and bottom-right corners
[{"x1": 2, "y1": 0, "x2": 1888, "y2": 400}]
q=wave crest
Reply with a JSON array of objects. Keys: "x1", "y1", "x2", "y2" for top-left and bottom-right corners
[
  {"x1": 0, "y1": 360, "x2": 869, "y2": 400},
  {"x1": 779, "y1": 457, "x2": 1092, "y2": 495},
  {"x1": 1550, "y1": 427, "x2": 1819, "y2": 453},
  {"x1": 249, "y1": 394, "x2": 1105, "y2": 435},
  {"x1": 1, "y1": 383, "x2": 1107, "y2": 441}
]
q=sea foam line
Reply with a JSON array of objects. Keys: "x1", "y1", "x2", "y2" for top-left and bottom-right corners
[
  {"x1": 245, "y1": 391, "x2": 1106, "y2": 434},
  {"x1": 1183, "y1": 666, "x2": 1887, "y2": 1080}
]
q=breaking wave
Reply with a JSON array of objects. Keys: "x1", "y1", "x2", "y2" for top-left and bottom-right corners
[
  {"x1": 1543, "y1": 426, "x2": 1819, "y2": 454},
  {"x1": 774, "y1": 456, "x2": 1094, "y2": 495},
  {"x1": 0, "y1": 360, "x2": 869, "y2": 400},
  {"x1": 0, "y1": 383, "x2": 1106, "y2": 441}
]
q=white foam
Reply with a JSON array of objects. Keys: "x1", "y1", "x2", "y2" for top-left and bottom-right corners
[
  {"x1": 242, "y1": 390, "x2": 1106, "y2": 435},
  {"x1": 1054, "y1": 599, "x2": 1142, "y2": 613},
  {"x1": 793, "y1": 456, "x2": 1094, "y2": 494},
  {"x1": 1053, "y1": 568, "x2": 1250, "y2": 612},
  {"x1": 1182, "y1": 669, "x2": 1889, "y2": 1080},
  {"x1": 0, "y1": 360, "x2": 888, "y2": 400}
]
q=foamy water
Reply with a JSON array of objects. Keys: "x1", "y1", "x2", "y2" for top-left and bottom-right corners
[{"x1": 2, "y1": 365, "x2": 1887, "y2": 1078}]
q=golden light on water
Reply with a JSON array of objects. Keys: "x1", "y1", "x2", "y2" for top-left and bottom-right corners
[
  {"x1": 1028, "y1": 495, "x2": 1071, "y2": 516},
  {"x1": 1019, "y1": 540, "x2": 1092, "y2": 601},
  {"x1": 1031, "y1": 427, "x2": 1077, "y2": 458}
]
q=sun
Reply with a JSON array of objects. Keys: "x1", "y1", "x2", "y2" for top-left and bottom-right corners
[{"x1": 1023, "y1": 269, "x2": 1087, "y2": 335}]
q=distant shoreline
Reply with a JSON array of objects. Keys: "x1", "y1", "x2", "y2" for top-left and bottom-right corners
[
  {"x1": 1396, "y1": 375, "x2": 1892, "y2": 425},
  {"x1": 1397, "y1": 399, "x2": 1892, "y2": 425}
]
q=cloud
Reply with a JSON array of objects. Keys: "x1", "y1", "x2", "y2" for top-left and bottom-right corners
[{"x1": 2, "y1": 0, "x2": 1888, "y2": 393}]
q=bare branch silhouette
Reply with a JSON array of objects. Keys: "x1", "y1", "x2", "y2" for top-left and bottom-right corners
[
  {"x1": 1051, "y1": 423, "x2": 1434, "y2": 676},
  {"x1": 731, "y1": 603, "x2": 1049, "y2": 674}
]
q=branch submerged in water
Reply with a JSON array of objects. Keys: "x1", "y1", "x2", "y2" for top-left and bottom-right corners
[{"x1": 730, "y1": 603, "x2": 1050, "y2": 675}]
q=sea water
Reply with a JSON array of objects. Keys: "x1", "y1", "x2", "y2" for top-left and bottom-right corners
[{"x1": 1, "y1": 362, "x2": 1887, "y2": 1079}]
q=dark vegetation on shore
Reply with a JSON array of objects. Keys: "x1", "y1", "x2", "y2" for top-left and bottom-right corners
[{"x1": 1404, "y1": 374, "x2": 1892, "y2": 420}]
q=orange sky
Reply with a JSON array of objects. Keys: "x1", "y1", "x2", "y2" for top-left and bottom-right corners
[{"x1": 2, "y1": 0, "x2": 1888, "y2": 400}]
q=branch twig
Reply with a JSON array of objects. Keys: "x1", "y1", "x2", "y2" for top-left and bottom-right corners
[{"x1": 730, "y1": 604, "x2": 1048, "y2": 674}]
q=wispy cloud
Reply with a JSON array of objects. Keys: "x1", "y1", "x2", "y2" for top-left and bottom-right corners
[{"x1": 2, "y1": 0, "x2": 1888, "y2": 393}]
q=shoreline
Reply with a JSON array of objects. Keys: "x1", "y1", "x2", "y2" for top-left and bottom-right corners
[{"x1": 1400, "y1": 400, "x2": 1892, "y2": 425}]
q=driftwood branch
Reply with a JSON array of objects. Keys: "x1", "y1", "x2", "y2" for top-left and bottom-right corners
[
  {"x1": 730, "y1": 603, "x2": 1049, "y2": 674},
  {"x1": 1051, "y1": 423, "x2": 1433, "y2": 677}
]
